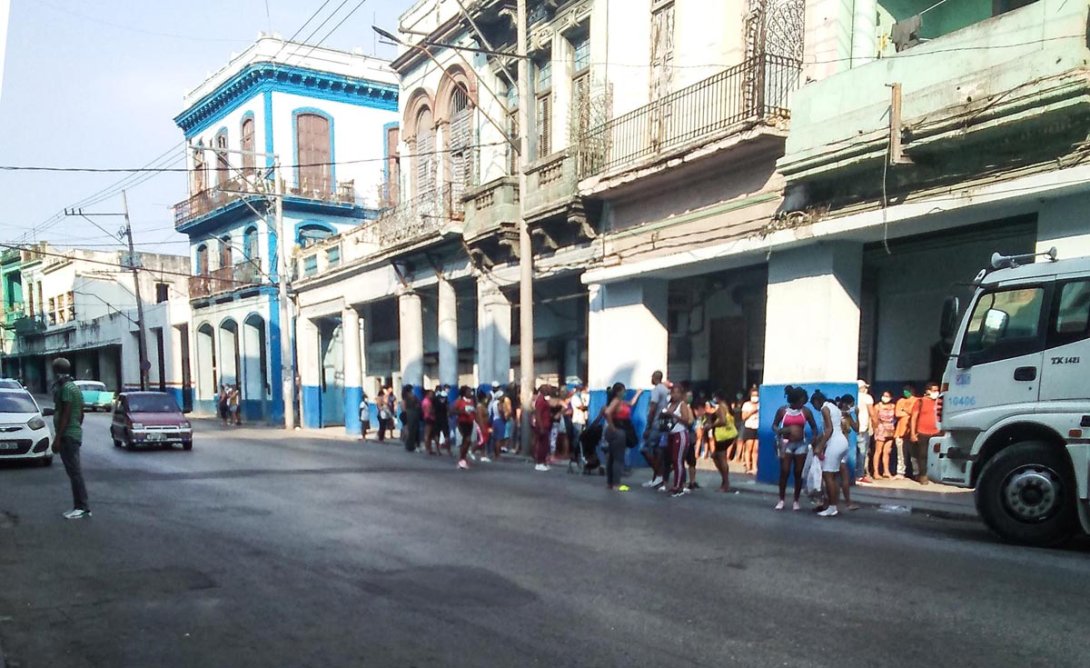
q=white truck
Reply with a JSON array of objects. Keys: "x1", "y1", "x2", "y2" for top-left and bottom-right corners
[{"x1": 929, "y1": 248, "x2": 1090, "y2": 546}]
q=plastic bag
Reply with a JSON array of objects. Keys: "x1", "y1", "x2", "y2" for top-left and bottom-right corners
[{"x1": 803, "y1": 447, "x2": 824, "y2": 494}]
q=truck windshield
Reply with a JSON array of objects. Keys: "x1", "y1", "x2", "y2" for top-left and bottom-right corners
[{"x1": 961, "y1": 286, "x2": 1045, "y2": 364}]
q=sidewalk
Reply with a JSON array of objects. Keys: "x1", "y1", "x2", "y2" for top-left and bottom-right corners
[{"x1": 212, "y1": 420, "x2": 978, "y2": 521}]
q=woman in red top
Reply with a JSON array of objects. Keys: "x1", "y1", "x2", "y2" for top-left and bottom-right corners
[
  {"x1": 453, "y1": 386, "x2": 477, "y2": 470},
  {"x1": 913, "y1": 383, "x2": 941, "y2": 484},
  {"x1": 603, "y1": 383, "x2": 633, "y2": 491}
]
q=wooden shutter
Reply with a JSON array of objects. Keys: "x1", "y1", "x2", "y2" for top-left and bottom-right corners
[
  {"x1": 241, "y1": 118, "x2": 255, "y2": 175},
  {"x1": 296, "y1": 113, "x2": 332, "y2": 194},
  {"x1": 449, "y1": 85, "x2": 473, "y2": 208},
  {"x1": 215, "y1": 132, "x2": 229, "y2": 188},
  {"x1": 415, "y1": 108, "x2": 436, "y2": 198}
]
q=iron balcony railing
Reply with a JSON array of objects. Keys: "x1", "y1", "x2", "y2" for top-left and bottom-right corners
[
  {"x1": 577, "y1": 53, "x2": 801, "y2": 178},
  {"x1": 174, "y1": 178, "x2": 357, "y2": 228},
  {"x1": 373, "y1": 183, "x2": 459, "y2": 248},
  {"x1": 189, "y1": 260, "x2": 263, "y2": 300}
]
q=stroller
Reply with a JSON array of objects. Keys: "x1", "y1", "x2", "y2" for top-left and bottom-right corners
[{"x1": 575, "y1": 418, "x2": 605, "y2": 475}]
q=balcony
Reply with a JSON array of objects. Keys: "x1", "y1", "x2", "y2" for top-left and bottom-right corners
[
  {"x1": 173, "y1": 177, "x2": 357, "y2": 229},
  {"x1": 525, "y1": 151, "x2": 578, "y2": 222},
  {"x1": 373, "y1": 184, "x2": 459, "y2": 249},
  {"x1": 779, "y1": 0, "x2": 1089, "y2": 186},
  {"x1": 189, "y1": 260, "x2": 263, "y2": 300},
  {"x1": 578, "y1": 54, "x2": 801, "y2": 180},
  {"x1": 12, "y1": 315, "x2": 46, "y2": 337},
  {"x1": 462, "y1": 177, "x2": 519, "y2": 241}
]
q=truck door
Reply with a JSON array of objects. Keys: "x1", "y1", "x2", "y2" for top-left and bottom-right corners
[
  {"x1": 945, "y1": 285, "x2": 1049, "y2": 421},
  {"x1": 1039, "y1": 279, "x2": 1090, "y2": 402}
]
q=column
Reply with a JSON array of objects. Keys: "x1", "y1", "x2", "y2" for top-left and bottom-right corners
[
  {"x1": 478, "y1": 281, "x2": 511, "y2": 385},
  {"x1": 343, "y1": 305, "x2": 363, "y2": 436},
  {"x1": 298, "y1": 318, "x2": 321, "y2": 429},
  {"x1": 850, "y1": 0, "x2": 877, "y2": 68},
  {"x1": 762, "y1": 242, "x2": 862, "y2": 384},
  {"x1": 1037, "y1": 194, "x2": 1090, "y2": 259},
  {"x1": 399, "y1": 290, "x2": 424, "y2": 389},
  {"x1": 587, "y1": 279, "x2": 668, "y2": 391},
  {"x1": 437, "y1": 277, "x2": 458, "y2": 387}
]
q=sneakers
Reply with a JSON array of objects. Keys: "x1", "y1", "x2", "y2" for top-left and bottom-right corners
[
  {"x1": 671, "y1": 489, "x2": 686, "y2": 498},
  {"x1": 63, "y1": 509, "x2": 91, "y2": 520},
  {"x1": 858, "y1": 476, "x2": 874, "y2": 484},
  {"x1": 617, "y1": 485, "x2": 631, "y2": 492},
  {"x1": 642, "y1": 476, "x2": 663, "y2": 488},
  {"x1": 457, "y1": 460, "x2": 470, "y2": 470},
  {"x1": 792, "y1": 501, "x2": 801, "y2": 511},
  {"x1": 480, "y1": 457, "x2": 492, "y2": 463},
  {"x1": 774, "y1": 500, "x2": 785, "y2": 511},
  {"x1": 534, "y1": 464, "x2": 550, "y2": 472},
  {"x1": 817, "y1": 507, "x2": 839, "y2": 518},
  {"x1": 658, "y1": 485, "x2": 670, "y2": 493},
  {"x1": 893, "y1": 474, "x2": 905, "y2": 480}
]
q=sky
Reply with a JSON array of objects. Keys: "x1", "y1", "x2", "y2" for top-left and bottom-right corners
[{"x1": 0, "y1": 0, "x2": 414, "y2": 255}]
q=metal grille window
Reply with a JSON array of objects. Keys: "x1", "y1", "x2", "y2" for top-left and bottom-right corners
[
  {"x1": 415, "y1": 107, "x2": 437, "y2": 197},
  {"x1": 448, "y1": 84, "x2": 474, "y2": 210},
  {"x1": 241, "y1": 118, "x2": 255, "y2": 175},
  {"x1": 535, "y1": 59, "x2": 553, "y2": 158},
  {"x1": 506, "y1": 83, "x2": 519, "y2": 175},
  {"x1": 296, "y1": 113, "x2": 332, "y2": 194}
]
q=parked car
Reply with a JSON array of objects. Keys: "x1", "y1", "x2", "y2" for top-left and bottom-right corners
[
  {"x1": 0, "y1": 378, "x2": 23, "y2": 390},
  {"x1": 0, "y1": 388, "x2": 53, "y2": 466},
  {"x1": 110, "y1": 392, "x2": 192, "y2": 450},
  {"x1": 75, "y1": 380, "x2": 116, "y2": 412}
]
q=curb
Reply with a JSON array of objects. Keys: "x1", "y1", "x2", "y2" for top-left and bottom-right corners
[{"x1": 723, "y1": 479, "x2": 979, "y2": 521}]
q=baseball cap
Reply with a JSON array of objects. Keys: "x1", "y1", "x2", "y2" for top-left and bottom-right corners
[{"x1": 857, "y1": 379, "x2": 869, "y2": 389}]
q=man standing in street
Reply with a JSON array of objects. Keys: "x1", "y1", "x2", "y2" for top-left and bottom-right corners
[
  {"x1": 533, "y1": 385, "x2": 555, "y2": 472},
  {"x1": 641, "y1": 370, "x2": 670, "y2": 489},
  {"x1": 51, "y1": 358, "x2": 89, "y2": 519},
  {"x1": 856, "y1": 380, "x2": 874, "y2": 483},
  {"x1": 914, "y1": 383, "x2": 941, "y2": 484},
  {"x1": 894, "y1": 384, "x2": 920, "y2": 480}
]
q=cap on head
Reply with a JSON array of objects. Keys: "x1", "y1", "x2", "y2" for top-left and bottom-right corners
[
  {"x1": 52, "y1": 357, "x2": 72, "y2": 374},
  {"x1": 857, "y1": 379, "x2": 869, "y2": 390}
]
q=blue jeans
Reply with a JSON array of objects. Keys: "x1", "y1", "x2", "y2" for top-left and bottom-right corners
[{"x1": 856, "y1": 431, "x2": 871, "y2": 478}]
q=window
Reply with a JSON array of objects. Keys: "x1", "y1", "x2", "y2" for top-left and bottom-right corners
[
  {"x1": 156, "y1": 283, "x2": 170, "y2": 304},
  {"x1": 384, "y1": 125, "x2": 401, "y2": 207},
  {"x1": 47, "y1": 297, "x2": 56, "y2": 325},
  {"x1": 1049, "y1": 280, "x2": 1090, "y2": 346},
  {"x1": 960, "y1": 286, "x2": 1046, "y2": 366},
  {"x1": 570, "y1": 34, "x2": 591, "y2": 141},
  {"x1": 303, "y1": 255, "x2": 318, "y2": 277},
  {"x1": 65, "y1": 291, "x2": 75, "y2": 321},
  {"x1": 298, "y1": 224, "x2": 333, "y2": 248},
  {"x1": 243, "y1": 227, "x2": 259, "y2": 262},
  {"x1": 214, "y1": 130, "x2": 229, "y2": 188},
  {"x1": 415, "y1": 107, "x2": 437, "y2": 197},
  {"x1": 192, "y1": 147, "x2": 207, "y2": 194},
  {"x1": 535, "y1": 58, "x2": 553, "y2": 158},
  {"x1": 296, "y1": 112, "x2": 332, "y2": 194},
  {"x1": 27, "y1": 282, "x2": 34, "y2": 317},
  {"x1": 326, "y1": 245, "x2": 341, "y2": 268},
  {"x1": 650, "y1": 1, "x2": 675, "y2": 102},
  {"x1": 448, "y1": 83, "x2": 475, "y2": 209},
  {"x1": 506, "y1": 82, "x2": 519, "y2": 175},
  {"x1": 195, "y1": 244, "x2": 209, "y2": 275},
  {"x1": 219, "y1": 236, "x2": 232, "y2": 269},
  {"x1": 241, "y1": 117, "x2": 256, "y2": 176}
]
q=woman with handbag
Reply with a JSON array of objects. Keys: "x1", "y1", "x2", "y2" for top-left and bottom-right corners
[{"x1": 709, "y1": 390, "x2": 739, "y2": 493}]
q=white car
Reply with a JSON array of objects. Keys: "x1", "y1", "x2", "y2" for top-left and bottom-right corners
[{"x1": 0, "y1": 388, "x2": 53, "y2": 466}]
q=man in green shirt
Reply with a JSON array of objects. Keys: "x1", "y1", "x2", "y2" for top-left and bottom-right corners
[{"x1": 51, "y1": 358, "x2": 89, "y2": 519}]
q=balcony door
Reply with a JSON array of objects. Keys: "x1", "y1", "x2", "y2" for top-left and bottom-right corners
[{"x1": 296, "y1": 113, "x2": 332, "y2": 195}]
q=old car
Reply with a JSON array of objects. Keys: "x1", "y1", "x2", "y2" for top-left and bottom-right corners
[
  {"x1": 110, "y1": 392, "x2": 192, "y2": 450},
  {"x1": 74, "y1": 380, "x2": 116, "y2": 412}
]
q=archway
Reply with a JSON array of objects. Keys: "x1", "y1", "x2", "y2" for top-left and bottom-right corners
[
  {"x1": 219, "y1": 318, "x2": 240, "y2": 388},
  {"x1": 242, "y1": 313, "x2": 268, "y2": 420},
  {"x1": 196, "y1": 323, "x2": 217, "y2": 407},
  {"x1": 320, "y1": 318, "x2": 345, "y2": 427}
]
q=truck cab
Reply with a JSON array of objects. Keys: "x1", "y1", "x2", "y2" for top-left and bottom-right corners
[{"x1": 930, "y1": 249, "x2": 1090, "y2": 546}]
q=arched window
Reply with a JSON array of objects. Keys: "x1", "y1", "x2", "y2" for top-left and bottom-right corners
[
  {"x1": 214, "y1": 130, "x2": 229, "y2": 188},
  {"x1": 297, "y1": 223, "x2": 334, "y2": 249},
  {"x1": 195, "y1": 244, "x2": 209, "y2": 275},
  {"x1": 295, "y1": 112, "x2": 332, "y2": 194},
  {"x1": 192, "y1": 147, "x2": 207, "y2": 194},
  {"x1": 447, "y1": 83, "x2": 474, "y2": 208},
  {"x1": 219, "y1": 236, "x2": 232, "y2": 269},
  {"x1": 243, "y1": 226, "x2": 259, "y2": 262},
  {"x1": 241, "y1": 117, "x2": 256, "y2": 176},
  {"x1": 415, "y1": 107, "x2": 436, "y2": 198}
]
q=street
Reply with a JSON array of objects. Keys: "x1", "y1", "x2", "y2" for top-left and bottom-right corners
[{"x1": 1, "y1": 415, "x2": 1088, "y2": 668}]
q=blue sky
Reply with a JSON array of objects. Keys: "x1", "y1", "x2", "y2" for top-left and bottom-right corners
[{"x1": 0, "y1": 0, "x2": 413, "y2": 253}]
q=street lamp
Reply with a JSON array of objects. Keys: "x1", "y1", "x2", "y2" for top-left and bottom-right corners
[{"x1": 373, "y1": 8, "x2": 535, "y2": 454}]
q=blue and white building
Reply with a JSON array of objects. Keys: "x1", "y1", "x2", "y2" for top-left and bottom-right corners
[{"x1": 173, "y1": 36, "x2": 398, "y2": 423}]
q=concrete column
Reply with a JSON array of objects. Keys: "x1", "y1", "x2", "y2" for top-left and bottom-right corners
[
  {"x1": 850, "y1": 0, "x2": 877, "y2": 67},
  {"x1": 437, "y1": 277, "x2": 458, "y2": 387},
  {"x1": 587, "y1": 279, "x2": 668, "y2": 391},
  {"x1": 1037, "y1": 194, "x2": 1090, "y2": 259},
  {"x1": 343, "y1": 306, "x2": 363, "y2": 436},
  {"x1": 763, "y1": 242, "x2": 862, "y2": 384},
  {"x1": 298, "y1": 318, "x2": 321, "y2": 429},
  {"x1": 399, "y1": 290, "x2": 424, "y2": 389},
  {"x1": 478, "y1": 281, "x2": 511, "y2": 385}
]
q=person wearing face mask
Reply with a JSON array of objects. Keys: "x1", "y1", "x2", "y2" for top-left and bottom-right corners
[
  {"x1": 914, "y1": 383, "x2": 941, "y2": 484},
  {"x1": 873, "y1": 391, "x2": 897, "y2": 479},
  {"x1": 740, "y1": 387, "x2": 760, "y2": 475},
  {"x1": 894, "y1": 385, "x2": 921, "y2": 480}
]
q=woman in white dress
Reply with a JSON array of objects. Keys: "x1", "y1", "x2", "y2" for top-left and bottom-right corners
[{"x1": 810, "y1": 390, "x2": 858, "y2": 517}]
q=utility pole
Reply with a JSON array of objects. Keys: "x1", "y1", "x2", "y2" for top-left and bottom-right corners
[
  {"x1": 121, "y1": 190, "x2": 150, "y2": 391},
  {"x1": 516, "y1": 0, "x2": 534, "y2": 454},
  {"x1": 273, "y1": 161, "x2": 296, "y2": 430}
]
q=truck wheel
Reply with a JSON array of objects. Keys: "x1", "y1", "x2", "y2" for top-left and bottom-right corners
[{"x1": 975, "y1": 440, "x2": 1076, "y2": 547}]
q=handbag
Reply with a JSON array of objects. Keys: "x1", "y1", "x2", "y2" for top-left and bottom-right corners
[{"x1": 713, "y1": 414, "x2": 738, "y2": 443}]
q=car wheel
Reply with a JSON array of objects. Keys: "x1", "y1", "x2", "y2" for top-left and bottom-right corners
[
  {"x1": 975, "y1": 440, "x2": 1077, "y2": 547},
  {"x1": 41, "y1": 456, "x2": 52, "y2": 467},
  {"x1": 113, "y1": 438, "x2": 121, "y2": 448},
  {"x1": 183, "y1": 441, "x2": 193, "y2": 451}
]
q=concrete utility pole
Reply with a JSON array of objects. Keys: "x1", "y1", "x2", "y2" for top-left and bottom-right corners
[
  {"x1": 516, "y1": 0, "x2": 535, "y2": 454},
  {"x1": 121, "y1": 190, "x2": 150, "y2": 391},
  {"x1": 273, "y1": 161, "x2": 296, "y2": 430}
]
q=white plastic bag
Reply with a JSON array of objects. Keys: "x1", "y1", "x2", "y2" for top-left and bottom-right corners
[{"x1": 803, "y1": 446, "x2": 824, "y2": 494}]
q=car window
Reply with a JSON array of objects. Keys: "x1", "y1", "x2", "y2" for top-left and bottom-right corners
[
  {"x1": 126, "y1": 394, "x2": 180, "y2": 413},
  {"x1": 0, "y1": 380, "x2": 21, "y2": 389},
  {"x1": 0, "y1": 393, "x2": 39, "y2": 413},
  {"x1": 77, "y1": 382, "x2": 107, "y2": 392},
  {"x1": 1049, "y1": 280, "x2": 1090, "y2": 346},
  {"x1": 961, "y1": 286, "x2": 1046, "y2": 366}
]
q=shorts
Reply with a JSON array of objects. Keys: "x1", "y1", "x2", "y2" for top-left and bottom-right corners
[
  {"x1": 685, "y1": 439, "x2": 697, "y2": 466},
  {"x1": 714, "y1": 436, "x2": 735, "y2": 454},
  {"x1": 491, "y1": 418, "x2": 506, "y2": 438},
  {"x1": 641, "y1": 427, "x2": 666, "y2": 455},
  {"x1": 781, "y1": 440, "x2": 808, "y2": 457},
  {"x1": 742, "y1": 427, "x2": 758, "y2": 440},
  {"x1": 457, "y1": 422, "x2": 474, "y2": 440},
  {"x1": 822, "y1": 438, "x2": 849, "y2": 473}
]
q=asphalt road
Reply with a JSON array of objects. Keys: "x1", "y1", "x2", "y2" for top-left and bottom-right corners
[{"x1": 1, "y1": 415, "x2": 1088, "y2": 668}]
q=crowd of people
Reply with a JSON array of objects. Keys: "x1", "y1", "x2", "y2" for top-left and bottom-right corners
[
  {"x1": 217, "y1": 384, "x2": 242, "y2": 426},
  {"x1": 354, "y1": 373, "x2": 941, "y2": 517}
]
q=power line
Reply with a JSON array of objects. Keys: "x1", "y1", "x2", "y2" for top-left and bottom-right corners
[{"x1": 288, "y1": 0, "x2": 371, "y2": 67}]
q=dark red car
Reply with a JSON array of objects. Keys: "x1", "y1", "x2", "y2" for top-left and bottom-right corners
[{"x1": 110, "y1": 392, "x2": 193, "y2": 450}]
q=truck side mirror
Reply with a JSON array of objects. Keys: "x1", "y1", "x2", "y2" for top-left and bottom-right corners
[{"x1": 940, "y1": 296, "x2": 960, "y2": 341}]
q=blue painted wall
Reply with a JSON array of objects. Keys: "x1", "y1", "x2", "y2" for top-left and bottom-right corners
[
  {"x1": 587, "y1": 388, "x2": 655, "y2": 468},
  {"x1": 302, "y1": 385, "x2": 321, "y2": 429},
  {"x1": 344, "y1": 386, "x2": 363, "y2": 435},
  {"x1": 756, "y1": 383, "x2": 858, "y2": 485}
]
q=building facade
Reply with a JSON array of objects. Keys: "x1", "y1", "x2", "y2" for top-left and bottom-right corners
[
  {"x1": 0, "y1": 243, "x2": 192, "y2": 403},
  {"x1": 173, "y1": 36, "x2": 398, "y2": 423}
]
